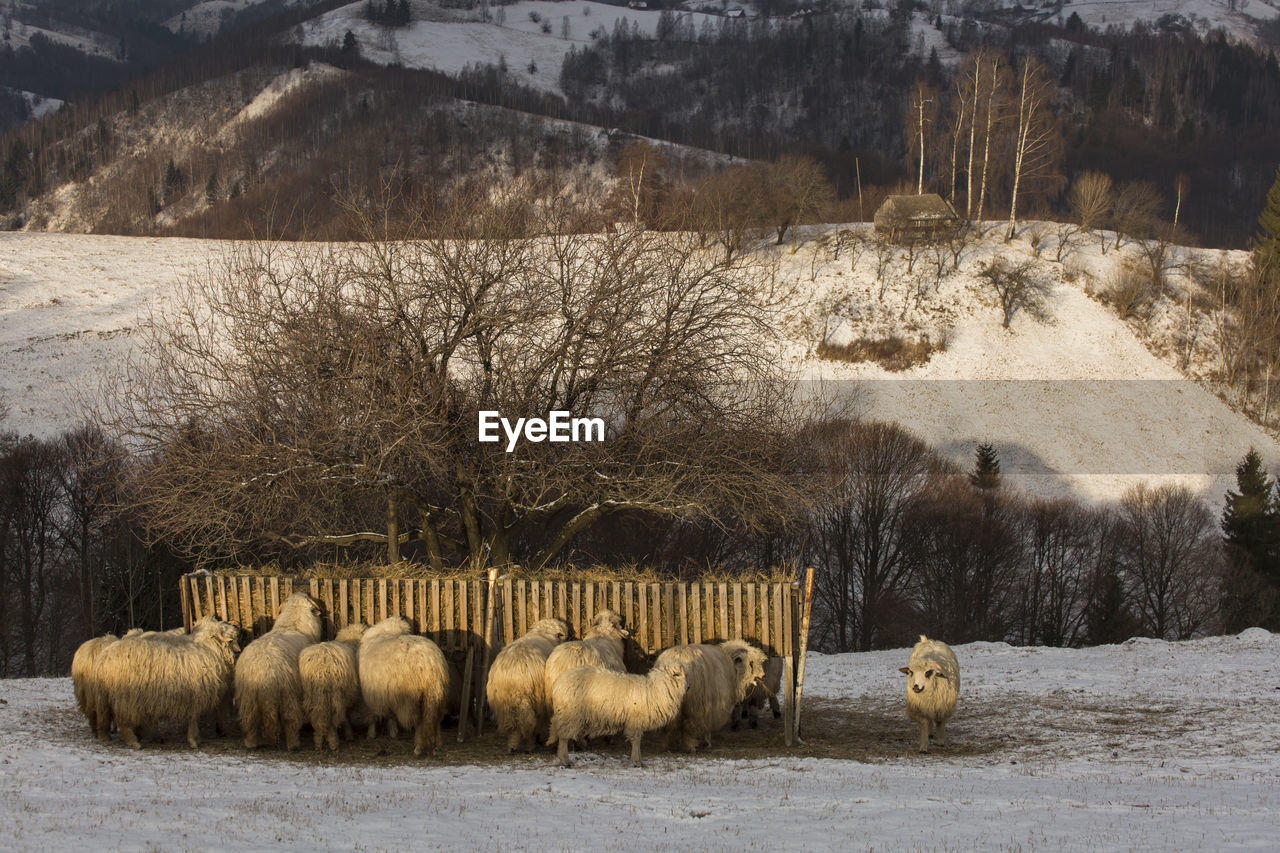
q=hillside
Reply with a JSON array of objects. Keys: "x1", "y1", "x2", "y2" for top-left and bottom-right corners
[
  {"x1": 1, "y1": 630, "x2": 1277, "y2": 848},
  {"x1": 3, "y1": 223, "x2": 1277, "y2": 509}
]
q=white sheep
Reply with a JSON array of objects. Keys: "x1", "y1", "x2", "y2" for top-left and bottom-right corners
[
  {"x1": 71, "y1": 633, "x2": 119, "y2": 737},
  {"x1": 655, "y1": 639, "x2": 765, "y2": 752},
  {"x1": 738, "y1": 655, "x2": 783, "y2": 729},
  {"x1": 546, "y1": 660, "x2": 687, "y2": 767},
  {"x1": 543, "y1": 609, "x2": 629, "y2": 699},
  {"x1": 300, "y1": 622, "x2": 367, "y2": 751},
  {"x1": 486, "y1": 617, "x2": 569, "y2": 752},
  {"x1": 95, "y1": 615, "x2": 241, "y2": 749},
  {"x1": 899, "y1": 634, "x2": 960, "y2": 753},
  {"x1": 358, "y1": 616, "x2": 452, "y2": 756},
  {"x1": 234, "y1": 592, "x2": 324, "y2": 750}
]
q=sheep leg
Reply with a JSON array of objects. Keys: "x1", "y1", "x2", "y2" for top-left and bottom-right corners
[
  {"x1": 388, "y1": 719, "x2": 399, "y2": 739},
  {"x1": 769, "y1": 694, "x2": 781, "y2": 719},
  {"x1": 629, "y1": 734, "x2": 644, "y2": 768},
  {"x1": 186, "y1": 717, "x2": 202, "y2": 749},
  {"x1": 557, "y1": 736, "x2": 572, "y2": 767},
  {"x1": 367, "y1": 721, "x2": 378, "y2": 739},
  {"x1": 119, "y1": 724, "x2": 142, "y2": 750},
  {"x1": 917, "y1": 719, "x2": 930, "y2": 753},
  {"x1": 936, "y1": 719, "x2": 947, "y2": 747}
]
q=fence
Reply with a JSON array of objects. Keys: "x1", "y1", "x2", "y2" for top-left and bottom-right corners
[{"x1": 181, "y1": 569, "x2": 816, "y2": 745}]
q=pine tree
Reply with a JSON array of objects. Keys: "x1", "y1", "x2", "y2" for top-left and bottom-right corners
[
  {"x1": 1255, "y1": 164, "x2": 1280, "y2": 279},
  {"x1": 970, "y1": 442, "x2": 1001, "y2": 491},
  {"x1": 1222, "y1": 448, "x2": 1280, "y2": 586}
]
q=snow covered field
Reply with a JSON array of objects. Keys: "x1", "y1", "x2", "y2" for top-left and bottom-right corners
[{"x1": 1, "y1": 631, "x2": 1277, "y2": 850}]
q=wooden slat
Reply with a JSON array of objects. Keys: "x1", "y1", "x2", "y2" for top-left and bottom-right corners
[
  {"x1": 377, "y1": 579, "x2": 387, "y2": 623},
  {"x1": 502, "y1": 580, "x2": 514, "y2": 644},
  {"x1": 649, "y1": 584, "x2": 661, "y2": 652},
  {"x1": 283, "y1": 577, "x2": 294, "y2": 600},
  {"x1": 180, "y1": 576, "x2": 192, "y2": 630},
  {"x1": 691, "y1": 583, "x2": 701, "y2": 644},
  {"x1": 571, "y1": 583, "x2": 581, "y2": 638},
  {"x1": 403, "y1": 580, "x2": 415, "y2": 628},
  {"x1": 732, "y1": 582, "x2": 742, "y2": 641},
  {"x1": 719, "y1": 582, "x2": 729, "y2": 642},
  {"x1": 391, "y1": 580, "x2": 401, "y2": 621},
  {"x1": 516, "y1": 580, "x2": 527, "y2": 637},
  {"x1": 556, "y1": 583, "x2": 566, "y2": 629},
  {"x1": 663, "y1": 583, "x2": 674, "y2": 649},
  {"x1": 338, "y1": 581, "x2": 349, "y2": 630},
  {"x1": 203, "y1": 575, "x2": 215, "y2": 627},
  {"x1": 703, "y1": 582, "x2": 714, "y2": 642},
  {"x1": 637, "y1": 584, "x2": 648, "y2": 657},
  {"x1": 479, "y1": 569, "x2": 499, "y2": 735},
  {"x1": 747, "y1": 585, "x2": 757, "y2": 643},
  {"x1": 444, "y1": 580, "x2": 456, "y2": 649},
  {"x1": 458, "y1": 580, "x2": 469, "y2": 645},
  {"x1": 678, "y1": 584, "x2": 688, "y2": 646},
  {"x1": 624, "y1": 582, "x2": 634, "y2": 636},
  {"x1": 429, "y1": 580, "x2": 440, "y2": 635},
  {"x1": 269, "y1": 577, "x2": 280, "y2": 619},
  {"x1": 457, "y1": 645, "x2": 476, "y2": 743},
  {"x1": 760, "y1": 584, "x2": 771, "y2": 652}
]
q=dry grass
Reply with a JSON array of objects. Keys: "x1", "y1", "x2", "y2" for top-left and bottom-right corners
[
  {"x1": 211, "y1": 563, "x2": 801, "y2": 584},
  {"x1": 817, "y1": 335, "x2": 944, "y2": 372}
]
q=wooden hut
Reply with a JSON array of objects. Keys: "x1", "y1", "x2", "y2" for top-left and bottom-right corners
[{"x1": 873, "y1": 193, "x2": 961, "y2": 243}]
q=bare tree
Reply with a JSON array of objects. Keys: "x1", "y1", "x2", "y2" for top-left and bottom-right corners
[
  {"x1": 977, "y1": 258, "x2": 1053, "y2": 328},
  {"x1": 1068, "y1": 170, "x2": 1113, "y2": 254},
  {"x1": 808, "y1": 420, "x2": 942, "y2": 652},
  {"x1": 1111, "y1": 181, "x2": 1164, "y2": 251},
  {"x1": 1006, "y1": 57, "x2": 1062, "y2": 242},
  {"x1": 103, "y1": 187, "x2": 815, "y2": 571},
  {"x1": 1115, "y1": 483, "x2": 1219, "y2": 640}
]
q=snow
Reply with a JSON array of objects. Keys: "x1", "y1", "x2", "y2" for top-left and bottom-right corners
[
  {"x1": 300, "y1": 1, "x2": 719, "y2": 94},
  {"x1": 3, "y1": 224, "x2": 1278, "y2": 508},
  {"x1": 0, "y1": 19, "x2": 120, "y2": 61},
  {"x1": 1, "y1": 631, "x2": 1277, "y2": 849},
  {"x1": 777, "y1": 223, "x2": 1280, "y2": 506},
  {"x1": 978, "y1": 0, "x2": 1279, "y2": 40}
]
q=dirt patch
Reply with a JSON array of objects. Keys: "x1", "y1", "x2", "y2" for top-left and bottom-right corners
[{"x1": 50, "y1": 698, "x2": 1011, "y2": 768}]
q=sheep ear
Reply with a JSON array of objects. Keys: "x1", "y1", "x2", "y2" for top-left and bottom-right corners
[{"x1": 898, "y1": 667, "x2": 911, "y2": 675}]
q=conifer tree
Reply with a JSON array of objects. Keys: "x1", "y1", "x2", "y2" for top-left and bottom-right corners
[
  {"x1": 970, "y1": 442, "x2": 1001, "y2": 492},
  {"x1": 1222, "y1": 448, "x2": 1280, "y2": 586},
  {"x1": 1255, "y1": 164, "x2": 1280, "y2": 279}
]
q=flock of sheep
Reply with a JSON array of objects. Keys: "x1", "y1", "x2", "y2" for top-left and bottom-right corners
[{"x1": 71, "y1": 591, "x2": 961, "y2": 763}]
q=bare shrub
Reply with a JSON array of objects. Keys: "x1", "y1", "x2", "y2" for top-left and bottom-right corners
[
  {"x1": 1101, "y1": 259, "x2": 1155, "y2": 321},
  {"x1": 816, "y1": 333, "x2": 947, "y2": 371},
  {"x1": 977, "y1": 258, "x2": 1053, "y2": 328}
]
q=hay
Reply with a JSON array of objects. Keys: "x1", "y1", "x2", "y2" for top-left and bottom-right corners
[{"x1": 211, "y1": 562, "x2": 799, "y2": 584}]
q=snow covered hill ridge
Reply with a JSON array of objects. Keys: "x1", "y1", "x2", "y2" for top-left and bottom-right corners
[{"x1": 0, "y1": 223, "x2": 1275, "y2": 509}]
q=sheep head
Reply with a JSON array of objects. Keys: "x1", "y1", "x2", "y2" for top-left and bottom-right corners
[
  {"x1": 274, "y1": 592, "x2": 325, "y2": 640},
  {"x1": 725, "y1": 640, "x2": 767, "y2": 698},
  {"x1": 365, "y1": 616, "x2": 412, "y2": 640},
  {"x1": 527, "y1": 618, "x2": 570, "y2": 642},
  {"x1": 899, "y1": 664, "x2": 948, "y2": 694},
  {"x1": 335, "y1": 622, "x2": 368, "y2": 643},
  {"x1": 589, "y1": 609, "x2": 630, "y2": 639}
]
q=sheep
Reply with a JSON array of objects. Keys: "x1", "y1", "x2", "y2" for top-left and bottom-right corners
[
  {"x1": 358, "y1": 616, "x2": 451, "y2": 756},
  {"x1": 546, "y1": 660, "x2": 687, "y2": 767},
  {"x1": 655, "y1": 639, "x2": 766, "y2": 752},
  {"x1": 899, "y1": 634, "x2": 960, "y2": 753},
  {"x1": 738, "y1": 655, "x2": 784, "y2": 729},
  {"x1": 233, "y1": 592, "x2": 324, "y2": 750},
  {"x1": 300, "y1": 622, "x2": 367, "y2": 751},
  {"x1": 486, "y1": 617, "x2": 569, "y2": 752},
  {"x1": 71, "y1": 633, "x2": 119, "y2": 737},
  {"x1": 543, "y1": 609, "x2": 629, "y2": 699},
  {"x1": 95, "y1": 615, "x2": 241, "y2": 749}
]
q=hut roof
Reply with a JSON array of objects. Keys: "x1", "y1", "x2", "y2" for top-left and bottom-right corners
[{"x1": 876, "y1": 193, "x2": 959, "y2": 223}]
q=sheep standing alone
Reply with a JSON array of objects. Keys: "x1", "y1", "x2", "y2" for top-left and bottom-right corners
[
  {"x1": 358, "y1": 616, "x2": 451, "y2": 756},
  {"x1": 300, "y1": 622, "x2": 367, "y2": 751},
  {"x1": 899, "y1": 634, "x2": 960, "y2": 753},
  {"x1": 234, "y1": 592, "x2": 324, "y2": 750},
  {"x1": 546, "y1": 660, "x2": 687, "y2": 767},
  {"x1": 95, "y1": 615, "x2": 241, "y2": 749},
  {"x1": 655, "y1": 639, "x2": 766, "y2": 752},
  {"x1": 486, "y1": 617, "x2": 569, "y2": 752},
  {"x1": 71, "y1": 633, "x2": 119, "y2": 737},
  {"x1": 543, "y1": 609, "x2": 629, "y2": 698}
]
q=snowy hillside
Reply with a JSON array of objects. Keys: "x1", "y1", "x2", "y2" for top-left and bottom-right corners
[
  {"x1": 300, "y1": 0, "x2": 720, "y2": 93},
  {"x1": 1, "y1": 630, "x2": 1276, "y2": 849},
  {"x1": 1, "y1": 225, "x2": 1277, "y2": 506}
]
